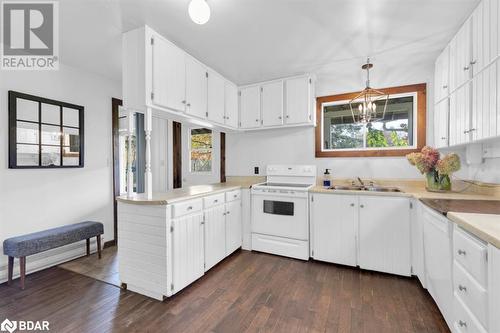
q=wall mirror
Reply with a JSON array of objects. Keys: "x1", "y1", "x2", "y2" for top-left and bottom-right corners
[{"x1": 8, "y1": 91, "x2": 84, "y2": 168}]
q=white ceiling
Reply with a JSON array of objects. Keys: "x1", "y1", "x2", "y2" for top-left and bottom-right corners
[{"x1": 59, "y1": 0, "x2": 480, "y2": 92}]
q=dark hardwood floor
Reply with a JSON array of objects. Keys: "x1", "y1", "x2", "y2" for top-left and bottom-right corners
[{"x1": 0, "y1": 250, "x2": 449, "y2": 333}]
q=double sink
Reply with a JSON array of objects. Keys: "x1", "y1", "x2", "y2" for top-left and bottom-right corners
[{"x1": 328, "y1": 185, "x2": 402, "y2": 193}]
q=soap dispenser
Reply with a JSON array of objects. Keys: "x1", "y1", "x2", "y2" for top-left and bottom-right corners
[{"x1": 323, "y1": 169, "x2": 332, "y2": 187}]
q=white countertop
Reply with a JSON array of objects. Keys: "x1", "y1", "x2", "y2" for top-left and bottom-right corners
[{"x1": 447, "y1": 212, "x2": 500, "y2": 249}]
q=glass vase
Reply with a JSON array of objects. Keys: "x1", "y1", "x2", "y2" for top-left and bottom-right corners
[{"x1": 425, "y1": 170, "x2": 451, "y2": 192}]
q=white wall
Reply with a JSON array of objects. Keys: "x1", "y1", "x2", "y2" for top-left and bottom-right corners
[
  {"x1": 0, "y1": 64, "x2": 121, "y2": 281},
  {"x1": 227, "y1": 61, "x2": 435, "y2": 180}
]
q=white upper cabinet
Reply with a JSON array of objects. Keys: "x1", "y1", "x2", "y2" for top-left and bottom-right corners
[
  {"x1": 151, "y1": 34, "x2": 186, "y2": 112},
  {"x1": 224, "y1": 81, "x2": 239, "y2": 128},
  {"x1": 239, "y1": 86, "x2": 261, "y2": 129},
  {"x1": 238, "y1": 75, "x2": 315, "y2": 131},
  {"x1": 450, "y1": 18, "x2": 472, "y2": 91},
  {"x1": 358, "y1": 196, "x2": 411, "y2": 276},
  {"x1": 472, "y1": 1, "x2": 486, "y2": 74},
  {"x1": 435, "y1": 46, "x2": 450, "y2": 103},
  {"x1": 261, "y1": 81, "x2": 284, "y2": 127},
  {"x1": 185, "y1": 56, "x2": 208, "y2": 119},
  {"x1": 449, "y1": 82, "x2": 472, "y2": 146},
  {"x1": 434, "y1": 98, "x2": 449, "y2": 148},
  {"x1": 207, "y1": 69, "x2": 225, "y2": 125},
  {"x1": 285, "y1": 76, "x2": 312, "y2": 124},
  {"x1": 472, "y1": 61, "x2": 498, "y2": 140}
]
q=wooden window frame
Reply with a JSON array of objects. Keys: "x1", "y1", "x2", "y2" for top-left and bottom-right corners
[{"x1": 315, "y1": 83, "x2": 426, "y2": 157}]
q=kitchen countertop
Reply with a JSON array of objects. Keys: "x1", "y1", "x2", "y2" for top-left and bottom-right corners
[
  {"x1": 447, "y1": 212, "x2": 500, "y2": 248},
  {"x1": 419, "y1": 198, "x2": 500, "y2": 215},
  {"x1": 117, "y1": 183, "x2": 241, "y2": 205}
]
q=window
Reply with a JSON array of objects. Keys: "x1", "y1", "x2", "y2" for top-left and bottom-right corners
[
  {"x1": 190, "y1": 128, "x2": 212, "y2": 173},
  {"x1": 316, "y1": 84, "x2": 426, "y2": 157},
  {"x1": 8, "y1": 90, "x2": 84, "y2": 168}
]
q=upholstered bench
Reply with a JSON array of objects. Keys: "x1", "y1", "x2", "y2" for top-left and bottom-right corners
[{"x1": 3, "y1": 221, "x2": 104, "y2": 289}]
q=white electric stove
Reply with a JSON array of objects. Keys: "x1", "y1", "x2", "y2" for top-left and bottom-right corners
[{"x1": 251, "y1": 165, "x2": 316, "y2": 260}]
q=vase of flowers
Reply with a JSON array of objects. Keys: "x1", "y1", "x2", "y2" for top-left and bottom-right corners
[{"x1": 406, "y1": 146, "x2": 461, "y2": 192}]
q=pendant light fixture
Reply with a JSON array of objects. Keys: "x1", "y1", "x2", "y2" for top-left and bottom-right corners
[
  {"x1": 188, "y1": 0, "x2": 211, "y2": 25},
  {"x1": 349, "y1": 58, "x2": 389, "y2": 124}
]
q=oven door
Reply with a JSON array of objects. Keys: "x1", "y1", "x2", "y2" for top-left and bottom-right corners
[{"x1": 251, "y1": 192, "x2": 308, "y2": 240}]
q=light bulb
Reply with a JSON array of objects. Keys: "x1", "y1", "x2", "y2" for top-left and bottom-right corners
[
  {"x1": 358, "y1": 104, "x2": 362, "y2": 112},
  {"x1": 189, "y1": 0, "x2": 210, "y2": 25}
]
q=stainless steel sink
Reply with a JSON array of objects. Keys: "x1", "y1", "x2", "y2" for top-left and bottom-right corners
[{"x1": 328, "y1": 185, "x2": 401, "y2": 193}]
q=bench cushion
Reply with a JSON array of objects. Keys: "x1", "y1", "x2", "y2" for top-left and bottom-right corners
[{"x1": 3, "y1": 221, "x2": 104, "y2": 257}]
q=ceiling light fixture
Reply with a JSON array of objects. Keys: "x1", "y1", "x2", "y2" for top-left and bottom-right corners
[
  {"x1": 349, "y1": 58, "x2": 389, "y2": 124},
  {"x1": 188, "y1": 0, "x2": 211, "y2": 25}
]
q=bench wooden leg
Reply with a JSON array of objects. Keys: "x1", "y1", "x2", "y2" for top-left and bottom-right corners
[
  {"x1": 7, "y1": 256, "x2": 13, "y2": 285},
  {"x1": 86, "y1": 238, "x2": 90, "y2": 256},
  {"x1": 19, "y1": 256, "x2": 26, "y2": 290},
  {"x1": 97, "y1": 235, "x2": 102, "y2": 259}
]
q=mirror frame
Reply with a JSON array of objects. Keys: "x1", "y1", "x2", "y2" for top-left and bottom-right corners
[{"x1": 8, "y1": 90, "x2": 85, "y2": 168}]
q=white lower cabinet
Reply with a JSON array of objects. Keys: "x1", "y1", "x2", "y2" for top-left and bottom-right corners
[
  {"x1": 171, "y1": 211, "x2": 205, "y2": 294},
  {"x1": 311, "y1": 194, "x2": 358, "y2": 266},
  {"x1": 358, "y1": 196, "x2": 411, "y2": 276},
  {"x1": 225, "y1": 199, "x2": 242, "y2": 255},
  {"x1": 422, "y1": 206, "x2": 453, "y2": 328},
  {"x1": 311, "y1": 194, "x2": 410, "y2": 276},
  {"x1": 203, "y1": 204, "x2": 227, "y2": 271}
]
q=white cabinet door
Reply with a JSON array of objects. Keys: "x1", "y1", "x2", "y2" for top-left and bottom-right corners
[
  {"x1": 422, "y1": 206, "x2": 453, "y2": 328},
  {"x1": 285, "y1": 76, "x2": 311, "y2": 124},
  {"x1": 434, "y1": 98, "x2": 449, "y2": 148},
  {"x1": 207, "y1": 69, "x2": 225, "y2": 125},
  {"x1": 435, "y1": 46, "x2": 450, "y2": 103},
  {"x1": 311, "y1": 194, "x2": 358, "y2": 267},
  {"x1": 204, "y1": 205, "x2": 226, "y2": 271},
  {"x1": 224, "y1": 81, "x2": 239, "y2": 128},
  {"x1": 472, "y1": 61, "x2": 497, "y2": 141},
  {"x1": 450, "y1": 19, "x2": 472, "y2": 91},
  {"x1": 358, "y1": 196, "x2": 411, "y2": 276},
  {"x1": 261, "y1": 81, "x2": 283, "y2": 127},
  {"x1": 472, "y1": 1, "x2": 486, "y2": 74},
  {"x1": 151, "y1": 35, "x2": 186, "y2": 112},
  {"x1": 449, "y1": 82, "x2": 472, "y2": 146},
  {"x1": 239, "y1": 86, "x2": 261, "y2": 128},
  {"x1": 185, "y1": 56, "x2": 208, "y2": 119},
  {"x1": 171, "y1": 212, "x2": 205, "y2": 294},
  {"x1": 225, "y1": 200, "x2": 242, "y2": 255}
]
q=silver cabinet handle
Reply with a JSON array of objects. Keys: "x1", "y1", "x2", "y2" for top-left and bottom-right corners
[
  {"x1": 441, "y1": 137, "x2": 447, "y2": 140},
  {"x1": 223, "y1": 212, "x2": 226, "y2": 216},
  {"x1": 458, "y1": 249, "x2": 466, "y2": 256},
  {"x1": 200, "y1": 221, "x2": 205, "y2": 225},
  {"x1": 360, "y1": 204, "x2": 364, "y2": 208},
  {"x1": 214, "y1": 199, "x2": 218, "y2": 203},
  {"x1": 459, "y1": 320, "x2": 467, "y2": 327},
  {"x1": 350, "y1": 203, "x2": 355, "y2": 207},
  {"x1": 286, "y1": 115, "x2": 290, "y2": 118},
  {"x1": 186, "y1": 103, "x2": 191, "y2": 107},
  {"x1": 471, "y1": 60, "x2": 477, "y2": 65},
  {"x1": 469, "y1": 128, "x2": 476, "y2": 132},
  {"x1": 278, "y1": 116, "x2": 282, "y2": 119},
  {"x1": 458, "y1": 285, "x2": 467, "y2": 292},
  {"x1": 181, "y1": 100, "x2": 186, "y2": 104},
  {"x1": 443, "y1": 85, "x2": 448, "y2": 89},
  {"x1": 187, "y1": 206, "x2": 193, "y2": 210},
  {"x1": 226, "y1": 211, "x2": 230, "y2": 215},
  {"x1": 255, "y1": 119, "x2": 259, "y2": 122},
  {"x1": 464, "y1": 130, "x2": 470, "y2": 134},
  {"x1": 464, "y1": 66, "x2": 470, "y2": 71}
]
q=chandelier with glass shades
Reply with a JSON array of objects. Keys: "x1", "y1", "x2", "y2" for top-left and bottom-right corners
[{"x1": 349, "y1": 58, "x2": 389, "y2": 124}]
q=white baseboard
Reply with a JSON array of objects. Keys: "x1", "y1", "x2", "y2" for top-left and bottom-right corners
[{"x1": 0, "y1": 238, "x2": 102, "y2": 284}]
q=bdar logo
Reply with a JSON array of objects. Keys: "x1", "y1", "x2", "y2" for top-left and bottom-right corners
[{"x1": 0, "y1": 319, "x2": 17, "y2": 333}]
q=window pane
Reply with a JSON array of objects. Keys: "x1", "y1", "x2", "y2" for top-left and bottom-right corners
[
  {"x1": 41, "y1": 125, "x2": 61, "y2": 145},
  {"x1": 62, "y1": 146, "x2": 79, "y2": 166},
  {"x1": 17, "y1": 121, "x2": 39, "y2": 144},
  {"x1": 323, "y1": 95, "x2": 414, "y2": 150},
  {"x1": 16, "y1": 98, "x2": 38, "y2": 122},
  {"x1": 17, "y1": 144, "x2": 39, "y2": 166},
  {"x1": 63, "y1": 107, "x2": 79, "y2": 127},
  {"x1": 41, "y1": 145, "x2": 61, "y2": 166},
  {"x1": 367, "y1": 96, "x2": 413, "y2": 148},
  {"x1": 62, "y1": 127, "x2": 79, "y2": 150},
  {"x1": 323, "y1": 104, "x2": 364, "y2": 149},
  {"x1": 190, "y1": 128, "x2": 212, "y2": 172},
  {"x1": 41, "y1": 103, "x2": 60, "y2": 125}
]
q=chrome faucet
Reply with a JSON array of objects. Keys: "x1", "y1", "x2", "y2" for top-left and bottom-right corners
[{"x1": 357, "y1": 177, "x2": 364, "y2": 187}]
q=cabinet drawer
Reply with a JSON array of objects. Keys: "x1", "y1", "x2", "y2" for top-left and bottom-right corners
[
  {"x1": 172, "y1": 199, "x2": 203, "y2": 218},
  {"x1": 453, "y1": 294, "x2": 487, "y2": 333},
  {"x1": 203, "y1": 193, "x2": 225, "y2": 209},
  {"x1": 453, "y1": 225, "x2": 488, "y2": 287},
  {"x1": 225, "y1": 189, "x2": 241, "y2": 202},
  {"x1": 453, "y1": 261, "x2": 488, "y2": 327}
]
